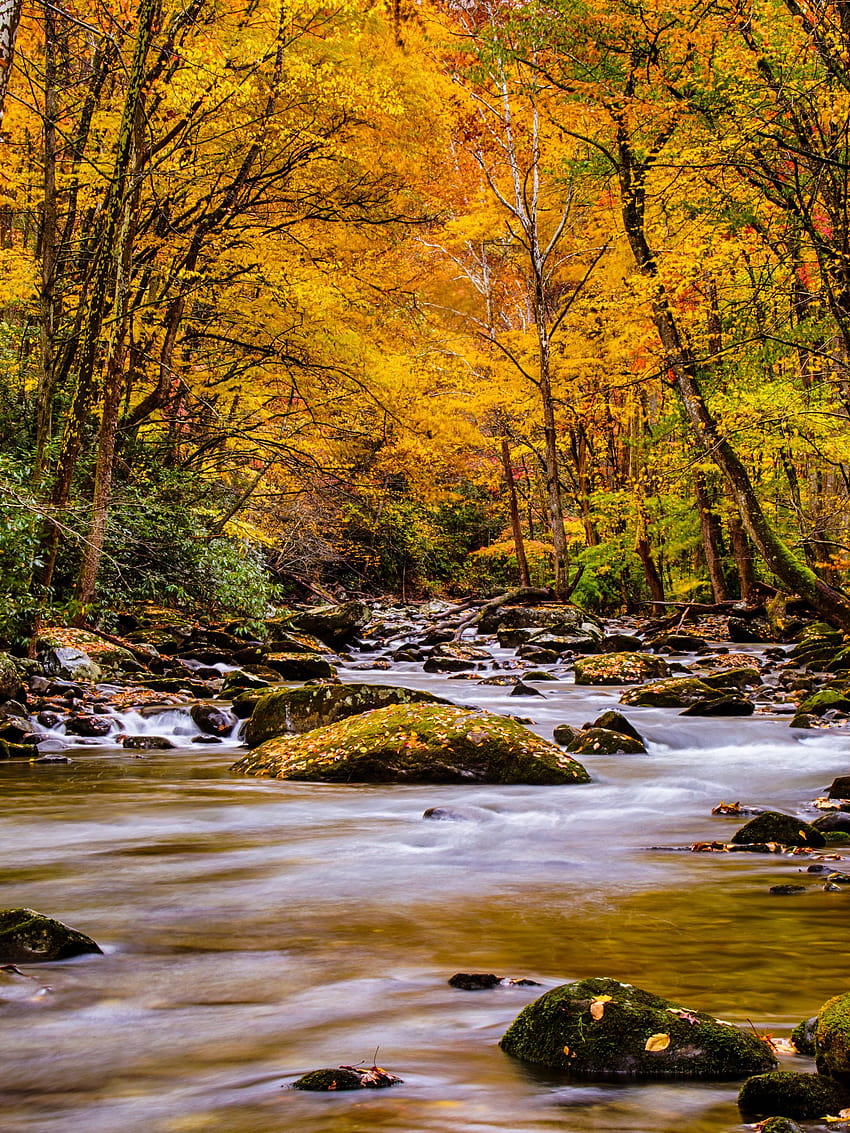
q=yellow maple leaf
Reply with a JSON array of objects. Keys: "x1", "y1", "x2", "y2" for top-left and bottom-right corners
[{"x1": 645, "y1": 1033, "x2": 671, "y2": 1052}]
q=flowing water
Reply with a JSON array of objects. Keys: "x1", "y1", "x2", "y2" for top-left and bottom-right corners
[{"x1": 1, "y1": 650, "x2": 849, "y2": 1133}]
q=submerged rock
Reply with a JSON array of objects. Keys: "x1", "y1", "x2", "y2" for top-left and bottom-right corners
[
  {"x1": 679, "y1": 695, "x2": 755, "y2": 717},
  {"x1": 574, "y1": 653, "x2": 670, "y2": 685},
  {"x1": 243, "y1": 683, "x2": 449, "y2": 747},
  {"x1": 232, "y1": 703, "x2": 590, "y2": 785},
  {"x1": 0, "y1": 908, "x2": 102, "y2": 963},
  {"x1": 730, "y1": 811, "x2": 826, "y2": 848},
  {"x1": 499, "y1": 976, "x2": 776, "y2": 1078},
  {"x1": 292, "y1": 1065, "x2": 402, "y2": 1090},
  {"x1": 738, "y1": 1071, "x2": 847, "y2": 1118}
]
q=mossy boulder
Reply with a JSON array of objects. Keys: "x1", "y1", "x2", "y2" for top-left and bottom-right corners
[
  {"x1": 232, "y1": 702, "x2": 590, "y2": 785},
  {"x1": 792, "y1": 1016, "x2": 817, "y2": 1056},
  {"x1": 752, "y1": 1119, "x2": 804, "y2": 1133},
  {"x1": 679, "y1": 695, "x2": 755, "y2": 717},
  {"x1": 0, "y1": 652, "x2": 23, "y2": 701},
  {"x1": 424, "y1": 642, "x2": 492, "y2": 672},
  {"x1": 815, "y1": 991, "x2": 850, "y2": 1082},
  {"x1": 499, "y1": 977, "x2": 776, "y2": 1079},
  {"x1": 794, "y1": 689, "x2": 850, "y2": 717},
  {"x1": 590, "y1": 711, "x2": 645, "y2": 743},
  {"x1": 0, "y1": 908, "x2": 102, "y2": 963},
  {"x1": 292, "y1": 1066, "x2": 401, "y2": 1090},
  {"x1": 243, "y1": 683, "x2": 450, "y2": 746},
  {"x1": 263, "y1": 653, "x2": 337, "y2": 680},
  {"x1": 479, "y1": 603, "x2": 602, "y2": 635},
  {"x1": 696, "y1": 667, "x2": 762, "y2": 690},
  {"x1": 730, "y1": 811, "x2": 826, "y2": 847},
  {"x1": 574, "y1": 653, "x2": 670, "y2": 685},
  {"x1": 285, "y1": 601, "x2": 369, "y2": 646},
  {"x1": 37, "y1": 627, "x2": 140, "y2": 680},
  {"x1": 263, "y1": 627, "x2": 332, "y2": 655},
  {"x1": 620, "y1": 677, "x2": 727, "y2": 709},
  {"x1": 738, "y1": 1071, "x2": 847, "y2": 1119},
  {"x1": 553, "y1": 723, "x2": 583, "y2": 748},
  {"x1": 566, "y1": 727, "x2": 646, "y2": 755}
]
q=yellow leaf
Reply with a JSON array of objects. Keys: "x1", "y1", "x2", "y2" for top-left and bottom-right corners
[
  {"x1": 590, "y1": 994, "x2": 612, "y2": 1020},
  {"x1": 645, "y1": 1033, "x2": 671, "y2": 1052},
  {"x1": 562, "y1": 1045, "x2": 570, "y2": 1057}
]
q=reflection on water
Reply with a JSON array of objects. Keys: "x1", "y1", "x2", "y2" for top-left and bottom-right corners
[{"x1": 1, "y1": 664, "x2": 848, "y2": 1132}]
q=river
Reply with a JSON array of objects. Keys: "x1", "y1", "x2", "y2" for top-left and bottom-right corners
[{"x1": 1, "y1": 650, "x2": 848, "y2": 1132}]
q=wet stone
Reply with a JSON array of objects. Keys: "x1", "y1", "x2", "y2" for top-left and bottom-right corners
[{"x1": 449, "y1": 972, "x2": 500, "y2": 989}]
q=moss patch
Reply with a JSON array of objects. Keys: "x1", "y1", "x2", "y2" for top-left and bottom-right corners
[
  {"x1": 574, "y1": 653, "x2": 670, "y2": 685},
  {"x1": 232, "y1": 702, "x2": 590, "y2": 785},
  {"x1": 499, "y1": 976, "x2": 776, "y2": 1079},
  {"x1": 0, "y1": 908, "x2": 102, "y2": 963},
  {"x1": 730, "y1": 811, "x2": 826, "y2": 848},
  {"x1": 815, "y1": 991, "x2": 850, "y2": 1082},
  {"x1": 620, "y1": 678, "x2": 730, "y2": 709}
]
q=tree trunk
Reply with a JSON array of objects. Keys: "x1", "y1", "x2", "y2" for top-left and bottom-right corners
[
  {"x1": 694, "y1": 472, "x2": 729, "y2": 602},
  {"x1": 616, "y1": 131, "x2": 850, "y2": 629},
  {"x1": 727, "y1": 511, "x2": 756, "y2": 600},
  {"x1": 500, "y1": 437, "x2": 531, "y2": 587},
  {"x1": 0, "y1": 0, "x2": 21, "y2": 130}
]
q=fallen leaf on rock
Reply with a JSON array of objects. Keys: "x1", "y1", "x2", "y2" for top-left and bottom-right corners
[
  {"x1": 691, "y1": 841, "x2": 729, "y2": 852},
  {"x1": 644, "y1": 1033, "x2": 671, "y2": 1052},
  {"x1": 771, "y1": 1037, "x2": 798, "y2": 1054},
  {"x1": 712, "y1": 801, "x2": 743, "y2": 815},
  {"x1": 590, "y1": 994, "x2": 612, "y2": 1020},
  {"x1": 668, "y1": 1008, "x2": 699, "y2": 1025}
]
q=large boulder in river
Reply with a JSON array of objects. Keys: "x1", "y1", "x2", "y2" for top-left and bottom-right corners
[
  {"x1": 0, "y1": 653, "x2": 23, "y2": 701},
  {"x1": 243, "y1": 683, "x2": 451, "y2": 746},
  {"x1": 0, "y1": 908, "x2": 102, "y2": 963},
  {"x1": 483, "y1": 604, "x2": 604, "y2": 650},
  {"x1": 499, "y1": 977, "x2": 776, "y2": 1079},
  {"x1": 285, "y1": 601, "x2": 368, "y2": 646},
  {"x1": 37, "y1": 627, "x2": 140, "y2": 681},
  {"x1": 814, "y1": 990, "x2": 850, "y2": 1082},
  {"x1": 232, "y1": 703, "x2": 590, "y2": 784},
  {"x1": 423, "y1": 642, "x2": 492, "y2": 672},
  {"x1": 574, "y1": 653, "x2": 670, "y2": 685},
  {"x1": 620, "y1": 677, "x2": 730, "y2": 709},
  {"x1": 730, "y1": 811, "x2": 826, "y2": 848}
]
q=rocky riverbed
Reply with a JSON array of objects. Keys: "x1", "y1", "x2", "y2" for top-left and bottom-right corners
[{"x1": 2, "y1": 595, "x2": 850, "y2": 1132}]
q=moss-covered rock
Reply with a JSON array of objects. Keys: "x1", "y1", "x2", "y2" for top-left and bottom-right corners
[
  {"x1": 37, "y1": 627, "x2": 140, "y2": 680},
  {"x1": 792, "y1": 1016, "x2": 817, "y2": 1056},
  {"x1": 815, "y1": 991, "x2": 850, "y2": 1082},
  {"x1": 574, "y1": 653, "x2": 670, "y2": 685},
  {"x1": 0, "y1": 652, "x2": 23, "y2": 701},
  {"x1": 620, "y1": 677, "x2": 725, "y2": 709},
  {"x1": 590, "y1": 711, "x2": 645, "y2": 742},
  {"x1": 795, "y1": 689, "x2": 850, "y2": 717},
  {"x1": 0, "y1": 908, "x2": 102, "y2": 963},
  {"x1": 730, "y1": 811, "x2": 826, "y2": 847},
  {"x1": 243, "y1": 683, "x2": 450, "y2": 746},
  {"x1": 753, "y1": 1118, "x2": 805, "y2": 1133},
  {"x1": 263, "y1": 627, "x2": 332, "y2": 655},
  {"x1": 285, "y1": 601, "x2": 369, "y2": 646},
  {"x1": 292, "y1": 1065, "x2": 402, "y2": 1090},
  {"x1": 679, "y1": 695, "x2": 755, "y2": 717},
  {"x1": 424, "y1": 642, "x2": 491, "y2": 672},
  {"x1": 696, "y1": 667, "x2": 762, "y2": 690},
  {"x1": 566, "y1": 727, "x2": 647, "y2": 755},
  {"x1": 232, "y1": 702, "x2": 590, "y2": 785},
  {"x1": 263, "y1": 653, "x2": 337, "y2": 680},
  {"x1": 499, "y1": 977, "x2": 776, "y2": 1079},
  {"x1": 738, "y1": 1071, "x2": 847, "y2": 1118},
  {"x1": 553, "y1": 723, "x2": 583, "y2": 748}
]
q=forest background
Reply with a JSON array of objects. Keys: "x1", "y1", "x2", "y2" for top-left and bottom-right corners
[{"x1": 2, "y1": 0, "x2": 850, "y2": 642}]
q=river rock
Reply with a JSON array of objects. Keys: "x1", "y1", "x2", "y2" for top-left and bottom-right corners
[
  {"x1": 728, "y1": 617, "x2": 772, "y2": 643},
  {"x1": 190, "y1": 703, "x2": 237, "y2": 736},
  {"x1": 730, "y1": 811, "x2": 826, "y2": 847},
  {"x1": 812, "y1": 812, "x2": 850, "y2": 834},
  {"x1": 0, "y1": 908, "x2": 102, "y2": 963},
  {"x1": 792, "y1": 690, "x2": 850, "y2": 728},
  {"x1": 0, "y1": 652, "x2": 23, "y2": 701},
  {"x1": 815, "y1": 990, "x2": 850, "y2": 1082},
  {"x1": 499, "y1": 976, "x2": 776, "y2": 1078},
  {"x1": 574, "y1": 653, "x2": 670, "y2": 685},
  {"x1": 517, "y1": 646, "x2": 560, "y2": 664},
  {"x1": 243, "y1": 683, "x2": 450, "y2": 746},
  {"x1": 792, "y1": 1015, "x2": 817, "y2": 1055},
  {"x1": 738, "y1": 1071, "x2": 847, "y2": 1118},
  {"x1": 285, "y1": 601, "x2": 369, "y2": 646},
  {"x1": 65, "y1": 714, "x2": 114, "y2": 737},
  {"x1": 479, "y1": 603, "x2": 602, "y2": 635},
  {"x1": 829, "y1": 776, "x2": 850, "y2": 800},
  {"x1": 292, "y1": 1065, "x2": 402, "y2": 1090},
  {"x1": 566, "y1": 727, "x2": 646, "y2": 755},
  {"x1": 232, "y1": 703, "x2": 590, "y2": 785},
  {"x1": 679, "y1": 695, "x2": 755, "y2": 717},
  {"x1": 599, "y1": 633, "x2": 645, "y2": 653},
  {"x1": 553, "y1": 723, "x2": 582, "y2": 747},
  {"x1": 424, "y1": 642, "x2": 491, "y2": 672},
  {"x1": 122, "y1": 735, "x2": 176, "y2": 749},
  {"x1": 263, "y1": 625, "x2": 333, "y2": 655},
  {"x1": 38, "y1": 628, "x2": 139, "y2": 681},
  {"x1": 696, "y1": 666, "x2": 762, "y2": 690},
  {"x1": 751, "y1": 1120, "x2": 805, "y2": 1133},
  {"x1": 263, "y1": 653, "x2": 337, "y2": 680},
  {"x1": 620, "y1": 677, "x2": 728, "y2": 709},
  {"x1": 590, "y1": 711, "x2": 644, "y2": 743}
]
